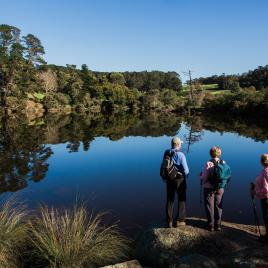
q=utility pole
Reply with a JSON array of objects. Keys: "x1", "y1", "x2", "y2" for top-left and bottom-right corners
[{"x1": 183, "y1": 70, "x2": 195, "y2": 108}]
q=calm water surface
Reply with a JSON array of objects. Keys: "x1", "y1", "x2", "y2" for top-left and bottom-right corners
[{"x1": 1, "y1": 113, "x2": 268, "y2": 229}]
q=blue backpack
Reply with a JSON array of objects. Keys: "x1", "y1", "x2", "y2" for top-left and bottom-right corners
[{"x1": 208, "y1": 159, "x2": 231, "y2": 189}]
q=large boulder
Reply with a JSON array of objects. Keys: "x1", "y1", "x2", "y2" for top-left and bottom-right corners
[
  {"x1": 175, "y1": 254, "x2": 218, "y2": 268},
  {"x1": 136, "y1": 218, "x2": 268, "y2": 267},
  {"x1": 220, "y1": 248, "x2": 268, "y2": 268},
  {"x1": 137, "y1": 225, "x2": 204, "y2": 266}
]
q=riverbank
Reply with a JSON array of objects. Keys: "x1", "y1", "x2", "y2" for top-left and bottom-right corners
[
  {"x1": 1, "y1": 196, "x2": 267, "y2": 268},
  {"x1": 3, "y1": 86, "x2": 268, "y2": 123}
]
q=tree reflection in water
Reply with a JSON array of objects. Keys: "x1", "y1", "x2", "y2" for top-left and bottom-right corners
[
  {"x1": 0, "y1": 116, "x2": 53, "y2": 193},
  {"x1": 1, "y1": 111, "x2": 268, "y2": 194},
  {"x1": 184, "y1": 116, "x2": 204, "y2": 153}
]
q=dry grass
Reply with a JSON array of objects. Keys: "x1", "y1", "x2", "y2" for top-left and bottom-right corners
[
  {"x1": 0, "y1": 197, "x2": 28, "y2": 268},
  {"x1": 30, "y1": 205, "x2": 130, "y2": 268}
]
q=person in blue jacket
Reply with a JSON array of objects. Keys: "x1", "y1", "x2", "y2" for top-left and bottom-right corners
[{"x1": 164, "y1": 137, "x2": 189, "y2": 228}]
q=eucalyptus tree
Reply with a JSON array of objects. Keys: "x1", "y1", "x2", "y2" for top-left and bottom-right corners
[
  {"x1": 0, "y1": 25, "x2": 46, "y2": 113},
  {"x1": 80, "y1": 64, "x2": 98, "y2": 92},
  {"x1": 0, "y1": 24, "x2": 24, "y2": 111},
  {"x1": 22, "y1": 34, "x2": 46, "y2": 65}
]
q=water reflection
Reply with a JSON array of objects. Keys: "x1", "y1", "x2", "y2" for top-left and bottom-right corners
[
  {"x1": 0, "y1": 116, "x2": 53, "y2": 193},
  {"x1": 0, "y1": 112, "x2": 268, "y2": 195},
  {"x1": 184, "y1": 116, "x2": 204, "y2": 153}
]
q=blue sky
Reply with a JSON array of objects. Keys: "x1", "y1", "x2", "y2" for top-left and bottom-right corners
[{"x1": 1, "y1": 0, "x2": 268, "y2": 80}]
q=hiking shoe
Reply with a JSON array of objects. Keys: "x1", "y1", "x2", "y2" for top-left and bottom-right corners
[
  {"x1": 258, "y1": 235, "x2": 268, "y2": 244},
  {"x1": 207, "y1": 225, "x2": 214, "y2": 232},
  {"x1": 167, "y1": 221, "x2": 173, "y2": 228},
  {"x1": 175, "y1": 220, "x2": 186, "y2": 227},
  {"x1": 215, "y1": 225, "x2": 222, "y2": 231}
]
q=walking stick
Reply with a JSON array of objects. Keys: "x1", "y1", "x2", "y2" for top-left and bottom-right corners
[
  {"x1": 199, "y1": 174, "x2": 203, "y2": 218},
  {"x1": 250, "y1": 183, "x2": 262, "y2": 236}
]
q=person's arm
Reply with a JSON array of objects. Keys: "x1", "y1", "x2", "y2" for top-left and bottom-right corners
[
  {"x1": 181, "y1": 153, "x2": 189, "y2": 175},
  {"x1": 255, "y1": 171, "x2": 268, "y2": 199},
  {"x1": 201, "y1": 162, "x2": 211, "y2": 182}
]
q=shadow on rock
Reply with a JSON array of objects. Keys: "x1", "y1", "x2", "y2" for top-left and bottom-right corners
[{"x1": 136, "y1": 218, "x2": 268, "y2": 268}]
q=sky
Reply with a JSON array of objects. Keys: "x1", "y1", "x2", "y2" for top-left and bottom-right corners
[{"x1": 1, "y1": 0, "x2": 268, "y2": 80}]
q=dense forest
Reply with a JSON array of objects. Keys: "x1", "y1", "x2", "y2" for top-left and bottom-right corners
[
  {"x1": 192, "y1": 66, "x2": 268, "y2": 115},
  {"x1": 1, "y1": 24, "x2": 268, "y2": 117},
  {"x1": 0, "y1": 24, "x2": 184, "y2": 116},
  {"x1": 193, "y1": 66, "x2": 268, "y2": 91}
]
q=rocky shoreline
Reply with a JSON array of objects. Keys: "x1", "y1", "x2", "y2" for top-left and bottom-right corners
[{"x1": 103, "y1": 218, "x2": 268, "y2": 268}]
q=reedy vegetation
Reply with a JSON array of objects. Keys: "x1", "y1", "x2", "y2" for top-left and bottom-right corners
[
  {"x1": 30, "y1": 207, "x2": 130, "y2": 268},
  {"x1": 0, "y1": 198, "x2": 129, "y2": 268},
  {"x1": 0, "y1": 198, "x2": 28, "y2": 267}
]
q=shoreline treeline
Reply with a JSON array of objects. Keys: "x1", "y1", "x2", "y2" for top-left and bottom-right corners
[
  {"x1": 0, "y1": 24, "x2": 183, "y2": 115},
  {"x1": 1, "y1": 24, "x2": 268, "y2": 116}
]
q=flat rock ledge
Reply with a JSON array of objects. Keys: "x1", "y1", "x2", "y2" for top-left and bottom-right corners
[
  {"x1": 101, "y1": 260, "x2": 142, "y2": 268},
  {"x1": 135, "y1": 217, "x2": 268, "y2": 268}
]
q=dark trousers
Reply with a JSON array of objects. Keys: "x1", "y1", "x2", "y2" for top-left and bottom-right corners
[
  {"x1": 204, "y1": 188, "x2": 224, "y2": 227},
  {"x1": 166, "y1": 178, "x2": 186, "y2": 222},
  {"x1": 261, "y1": 198, "x2": 268, "y2": 235}
]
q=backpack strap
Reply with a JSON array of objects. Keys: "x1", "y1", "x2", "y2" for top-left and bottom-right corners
[
  {"x1": 209, "y1": 158, "x2": 219, "y2": 179},
  {"x1": 210, "y1": 158, "x2": 220, "y2": 166},
  {"x1": 169, "y1": 149, "x2": 175, "y2": 157},
  {"x1": 164, "y1": 149, "x2": 173, "y2": 158}
]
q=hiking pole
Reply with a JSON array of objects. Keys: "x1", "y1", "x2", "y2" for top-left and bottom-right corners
[
  {"x1": 252, "y1": 197, "x2": 262, "y2": 236},
  {"x1": 250, "y1": 183, "x2": 262, "y2": 236},
  {"x1": 199, "y1": 173, "x2": 203, "y2": 218}
]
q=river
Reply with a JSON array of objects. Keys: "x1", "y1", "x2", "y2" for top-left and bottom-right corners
[{"x1": 0, "y1": 112, "x2": 267, "y2": 229}]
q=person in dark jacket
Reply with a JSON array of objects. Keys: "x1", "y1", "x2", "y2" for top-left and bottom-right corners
[{"x1": 164, "y1": 137, "x2": 189, "y2": 228}]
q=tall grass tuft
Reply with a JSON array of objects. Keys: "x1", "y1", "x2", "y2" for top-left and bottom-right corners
[
  {"x1": 30, "y1": 205, "x2": 130, "y2": 268},
  {"x1": 0, "y1": 197, "x2": 28, "y2": 268}
]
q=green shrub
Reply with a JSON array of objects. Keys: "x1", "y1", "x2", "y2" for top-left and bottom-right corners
[
  {"x1": 108, "y1": 72, "x2": 126, "y2": 85},
  {"x1": 55, "y1": 93, "x2": 71, "y2": 106},
  {"x1": 27, "y1": 92, "x2": 46, "y2": 101},
  {"x1": 33, "y1": 92, "x2": 46, "y2": 101},
  {"x1": 44, "y1": 93, "x2": 71, "y2": 110}
]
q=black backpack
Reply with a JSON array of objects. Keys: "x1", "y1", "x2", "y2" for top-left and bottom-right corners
[{"x1": 160, "y1": 150, "x2": 184, "y2": 181}]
